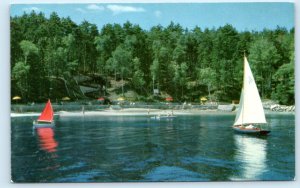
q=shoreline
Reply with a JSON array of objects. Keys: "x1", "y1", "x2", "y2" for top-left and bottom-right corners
[{"x1": 10, "y1": 108, "x2": 294, "y2": 117}]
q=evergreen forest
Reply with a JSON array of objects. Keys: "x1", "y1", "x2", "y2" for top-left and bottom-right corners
[{"x1": 11, "y1": 12, "x2": 295, "y2": 105}]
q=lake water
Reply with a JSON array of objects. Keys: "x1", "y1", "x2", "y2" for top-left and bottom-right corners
[{"x1": 11, "y1": 113, "x2": 295, "y2": 182}]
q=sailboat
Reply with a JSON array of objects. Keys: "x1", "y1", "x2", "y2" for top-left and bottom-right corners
[
  {"x1": 232, "y1": 56, "x2": 270, "y2": 135},
  {"x1": 33, "y1": 99, "x2": 55, "y2": 128}
]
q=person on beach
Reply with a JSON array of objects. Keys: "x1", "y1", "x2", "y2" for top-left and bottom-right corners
[{"x1": 82, "y1": 105, "x2": 85, "y2": 115}]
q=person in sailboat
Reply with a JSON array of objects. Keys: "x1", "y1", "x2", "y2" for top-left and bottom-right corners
[
  {"x1": 238, "y1": 125, "x2": 245, "y2": 128},
  {"x1": 238, "y1": 124, "x2": 259, "y2": 130},
  {"x1": 245, "y1": 124, "x2": 255, "y2": 129}
]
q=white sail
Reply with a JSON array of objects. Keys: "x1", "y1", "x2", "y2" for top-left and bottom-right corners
[
  {"x1": 234, "y1": 89, "x2": 244, "y2": 124},
  {"x1": 234, "y1": 57, "x2": 267, "y2": 125}
]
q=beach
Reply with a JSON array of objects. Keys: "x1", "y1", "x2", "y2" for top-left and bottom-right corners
[
  {"x1": 59, "y1": 108, "x2": 219, "y2": 117},
  {"x1": 11, "y1": 106, "x2": 294, "y2": 118},
  {"x1": 11, "y1": 108, "x2": 219, "y2": 117}
]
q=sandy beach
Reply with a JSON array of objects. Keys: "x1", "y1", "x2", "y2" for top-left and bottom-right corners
[
  {"x1": 11, "y1": 108, "x2": 225, "y2": 118},
  {"x1": 10, "y1": 107, "x2": 294, "y2": 118},
  {"x1": 58, "y1": 108, "x2": 220, "y2": 117}
]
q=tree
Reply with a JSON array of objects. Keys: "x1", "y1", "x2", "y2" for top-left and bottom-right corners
[
  {"x1": 150, "y1": 59, "x2": 160, "y2": 95},
  {"x1": 95, "y1": 35, "x2": 111, "y2": 73},
  {"x1": 19, "y1": 40, "x2": 38, "y2": 65},
  {"x1": 132, "y1": 57, "x2": 146, "y2": 94},
  {"x1": 198, "y1": 67, "x2": 217, "y2": 102},
  {"x1": 272, "y1": 50, "x2": 294, "y2": 104},
  {"x1": 62, "y1": 34, "x2": 79, "y2": 76},
  {"x1": 10, "y1": 12, "x2": 294, "y2": 104},
  {"x1": 171, "y1": 62, "x2": 188, "y2": 100},
  {"x1": 78, "y1": 21, "x2": 99, "y2": 73},
  {"x1": 109, "y1": 45, "x2": 132, "y2": 96},
  {"x1": 249, "y1": 38, "x2": 281, "y2": 98},
  {"x1": 18, "y1": 40, "x2": 39, "y2": 99},
  {"x1": 210, "y1": 25, "x2": 240, "y2": 101},
  {"x1": 12, "y1": 61, "x2": 30, "y2": 98}
]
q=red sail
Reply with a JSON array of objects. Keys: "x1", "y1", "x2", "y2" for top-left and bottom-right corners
[{"x1": 37, "y1": 99, "x2": 54, "y2": 122}]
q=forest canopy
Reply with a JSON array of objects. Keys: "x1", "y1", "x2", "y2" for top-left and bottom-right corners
[{"x1": 11, "y1": 11, "x2": 295, "y2": 105}]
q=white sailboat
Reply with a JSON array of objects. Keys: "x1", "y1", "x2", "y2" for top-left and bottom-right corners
[{"x1": 232, "y1": 56, "x2": 270, "y2": 135}]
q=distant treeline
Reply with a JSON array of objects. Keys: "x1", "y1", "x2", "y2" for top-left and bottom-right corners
[{"x1": 11, "y1": 11, "x2": 294, "y2": 104}]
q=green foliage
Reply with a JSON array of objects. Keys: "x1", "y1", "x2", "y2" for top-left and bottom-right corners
[
  {"x1": 12, "y1": 61, "x2": 30, "y2": 97},
  {"x1": 249, "y1": 38, "x2": 281, "y2": 98},
  {"x1": 19, "y1": 40, "x2": 38, "y2": 64},
  {"x1": 198, "y1": 68, "x2": 217, "y2": 88},
  {"x1": 12, "y1": 61, "x2": 30, "y2": 80},
  {"x1": 171, "y1": 62, "x2": 188, "y2": 100},
  {"x1": 10, "y1": 12, "x2": 295, "y2": 104},
  {"x1": 150, "y1": 59, "x2": 160, "y2": 89},
  {"x1": 132, "y1": 58, "x2": 146, "y2": 94},
  {"x1": 272, "y1": 61, "x2": 294, "y2": 105}
]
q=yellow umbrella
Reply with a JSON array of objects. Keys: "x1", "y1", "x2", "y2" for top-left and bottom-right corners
[
  {"x1": 200, "y1": 97, "x2": 207, "y2": 101},
  {"x1": 62, "y1": 97, "x2": 70, "y2": 101},
  {"x1": 12, "y1": 96, "x2": 21, "y2": 100},
  {"x1": 117, "y1": 97, "x2": 125, "y2": 101}
]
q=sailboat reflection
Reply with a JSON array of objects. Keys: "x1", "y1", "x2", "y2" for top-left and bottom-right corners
[
  {"x1": 231, "y1": 134, "x2": 267, "y2": 180},
  {"x1": 36, "y1": 127, "x2": 58, "y2": 153}
]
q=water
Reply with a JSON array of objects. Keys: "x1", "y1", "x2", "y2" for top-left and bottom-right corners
[{"x1": 11, "y1": 113, "x2": 295, "y2": 182}]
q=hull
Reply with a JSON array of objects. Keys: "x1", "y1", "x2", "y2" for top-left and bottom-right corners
[
  {"x1": 232, "y1": 126, "x2": 270, "y2": 135},
  {"x1": 33, "y1": 121, "x2": 55, "y2": 128}
]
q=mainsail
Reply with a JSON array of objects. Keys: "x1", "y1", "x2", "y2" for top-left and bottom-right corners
[
  {"x1": 234, "y1": 57, "x2": 267, "y2": 126},
  {"x1": 37, "y1": 99, "x2": 54, "y2": 123}
]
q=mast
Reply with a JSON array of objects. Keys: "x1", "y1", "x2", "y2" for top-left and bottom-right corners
[{"x1": 242, "y1": 53, "x2": 246, "y2": 125}]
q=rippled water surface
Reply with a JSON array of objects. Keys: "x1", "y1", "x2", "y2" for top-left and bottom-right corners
[{"x1": 11, "y1": 114, "x2": 295, "y2": 182}]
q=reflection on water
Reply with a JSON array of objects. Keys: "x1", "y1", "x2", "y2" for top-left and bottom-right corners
[
  {"x1": 231, "y1": 134, "x2": 267, "y2": 180},
  {"x1": 36, "y1": 128, "x2": 58, "y2": 153}
]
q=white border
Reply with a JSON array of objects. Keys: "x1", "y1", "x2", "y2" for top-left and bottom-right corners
[{"x1": 1, "y1": 0, "x2": 298, "y2": 188}]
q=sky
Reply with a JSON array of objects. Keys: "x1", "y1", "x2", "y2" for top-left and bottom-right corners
[{"x1": 10, "y1": 3, "x2": 294, "y2": 31}]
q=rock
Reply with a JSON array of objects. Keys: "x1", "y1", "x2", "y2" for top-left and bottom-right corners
[
  {"x1": 270, "y1": 104, "x2": 280, "y2": 110},
  {"x1": 263, "y1": 100, "x2": 278, "y2": 109},
  {"x1": 270, "y1": 104, "x2": 295, "y2": 112},
  {"x1": 218, "y1": 104, "x2": 236, "y2": 112}
]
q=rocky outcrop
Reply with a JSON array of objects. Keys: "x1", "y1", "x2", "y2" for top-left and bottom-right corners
[
  {"x1": 270, "y1": 104, "x2": 295, "y2": 112},
  {"x1": 217, "y1": 104, "x2": 236, "y2": 112},
  {"x1": 262, "y1": 100, "x2": 295, "y2": 112},
  {"x1": 262, "y1": 100, "x2": 278, "y2": 109}
]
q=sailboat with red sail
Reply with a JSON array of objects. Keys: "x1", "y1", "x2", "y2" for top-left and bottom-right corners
[{"x1": 33, "y1": 99, "x2": 55, "y2": 128}]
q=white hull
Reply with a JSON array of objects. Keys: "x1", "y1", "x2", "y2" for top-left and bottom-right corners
[{"x1": 33, "y1": 121, "x2": 55, "y2": 128}]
